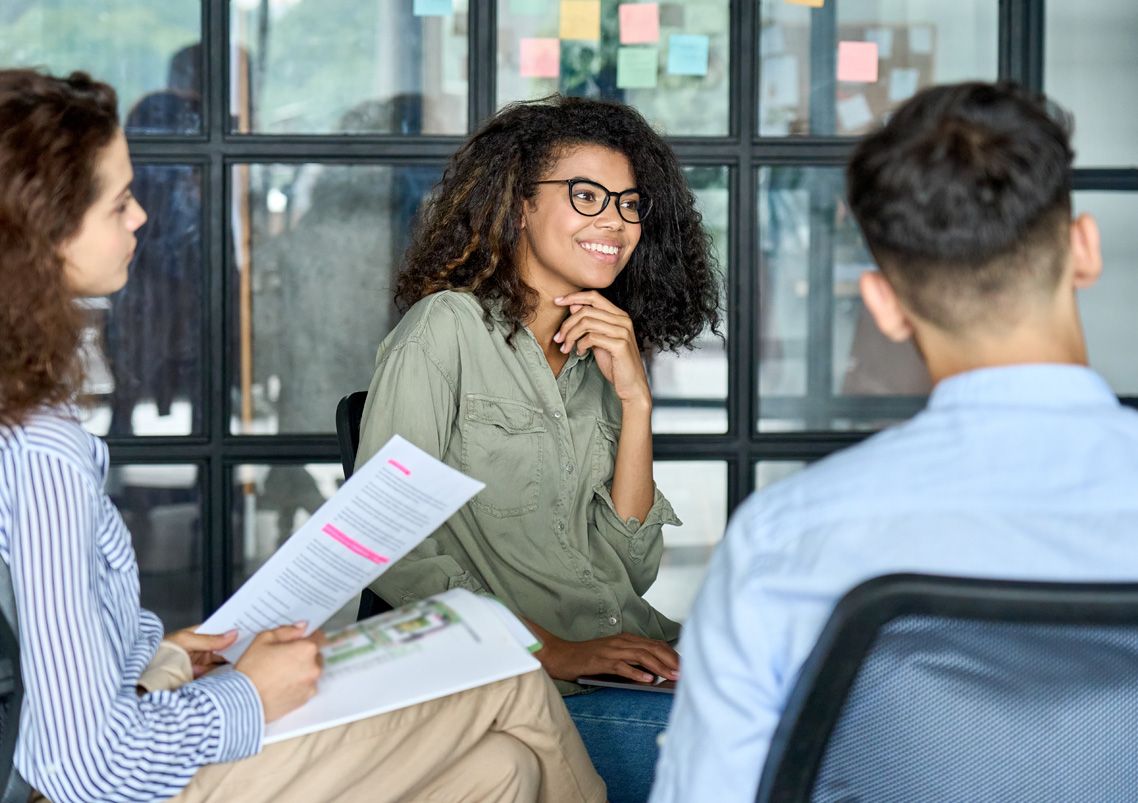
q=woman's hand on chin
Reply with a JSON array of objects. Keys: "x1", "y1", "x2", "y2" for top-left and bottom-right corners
[{"x1": 553, "y1": 291, "x2": 651, "y2": 406}]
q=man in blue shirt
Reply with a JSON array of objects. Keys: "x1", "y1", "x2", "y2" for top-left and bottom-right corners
[{"x1": 650, "y1": 81, "x2": 1138, "y2": 803}]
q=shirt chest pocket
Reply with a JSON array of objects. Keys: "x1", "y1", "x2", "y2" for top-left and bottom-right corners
[
  {"x1": 590, "y1": 419, "x2": 620, "y2": 489},
  {"x1": 460, "y1": 395, "x2": 546, "y2": 517}
]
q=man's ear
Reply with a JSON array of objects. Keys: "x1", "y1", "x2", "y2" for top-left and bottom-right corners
[
  {"x1": 859, "y1": 270, "x2": 915, "y2": 343},
  {"x1": 1069, "y1": 212, "x2": 1103, "y2": 290}
]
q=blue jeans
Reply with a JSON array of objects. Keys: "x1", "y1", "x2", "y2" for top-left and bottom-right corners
[{"x1": 564, "y1": 688, "x2": 674, "y2": 803}]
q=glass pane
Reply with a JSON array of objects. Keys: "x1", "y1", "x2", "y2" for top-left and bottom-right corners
[
  {"x1": 108, "y1": 464, "x2": 202, "y2": 630},
  {"x1": 82, "y1": 164, "x2": 204, "y2": 437},
  {"x1": 758, "y1": 0, "x2": 998, "y2": 137},
  {"x1": 650, "y1": 166, "x2": 728, "y2": 434},
  {"x1": 1045, "y1": 1, "x2": 1138, "y2": 166},
  {"x1": 1076, "y1": 192, "x2": 1138, "y2": 396},
  {"x1": 643, "y1": 461, "x2": 726, "y2": 622},
  {"x1": 230, "y1": 163, "x2": 442, "y2": 435},
  {"x1": 754, "y1": 460, "x2": 807, "y2": 491},
  {"x1": 231, "y1": 0, "x2": 467, "y2": 135},
  {"x1": 231, "y1": 463, "x2": 359, "y2": 631},
  {"x1": 757, "y1": 166, "x2": 928, "y2": 432},
  {"x1": 497, "y1": 0, "x2": 729, "y2": 136},
  {"x1": 0, "y1": 1, "x2": 202, "y2": 135}
]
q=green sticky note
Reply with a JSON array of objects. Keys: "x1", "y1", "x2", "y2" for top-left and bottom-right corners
[
  {"x1": 510, "y1": 0, "x2": 549, "y2": 13},
  {"x1": 617, "y1": 47, "x2": 659, "y2": 89}
]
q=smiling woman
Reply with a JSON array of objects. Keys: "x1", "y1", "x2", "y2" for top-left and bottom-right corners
[{"x1": 356, "y1": 94, "x2": 721, "y2": 803}]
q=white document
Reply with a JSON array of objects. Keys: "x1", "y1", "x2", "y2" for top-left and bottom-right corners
[
  {"x1": 909, "y1": 25, "x2": 933, "y2": 55},
  {"x1": 762, "y1": 53, "x2": 799, "y2": 108},
  {"x1": 837, "y1": 93, "x2": 874, "y2": 132},
  {"x1": 199, "y1": 436, "x2": 484, "y2": 661},
  {"x1": 888, "y1": 67, "x2": 921, "y2": 103},
  {"x1": 865, "y1": 27, "x2": 894, "y2": 60},
  {"x1": 263, "y1": 589, "x2": 541, "y2": 744}
]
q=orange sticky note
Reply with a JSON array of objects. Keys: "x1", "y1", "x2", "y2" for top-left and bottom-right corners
[
  {"x1": 520, "y1": 38, "x2": 561, "y2": 78},
  {"x1": 837, "y1": 41, "x2": 878, "y2": 83},
  {"x1": 784, "y1": 0, "x2": 824, "y2": 7},
  {"x1": 620, "y1": 3, "x2": 660, "y2": 45},
  {"x1": 560, "y1": 0, "x2": 601, "y2": 40}
]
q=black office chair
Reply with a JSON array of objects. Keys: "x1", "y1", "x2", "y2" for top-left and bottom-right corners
[
  {"x1": 335, "y1": 391, "x2": 394, "y2": 620},
  {"x1": 756, "y1": 573, "x2": 1138, "y2": 803},
  {"x1": 0, "y1": 595, "x2": 27, "y2": 803}
]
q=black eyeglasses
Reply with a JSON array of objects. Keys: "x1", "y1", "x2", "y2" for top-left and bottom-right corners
[{"x1": 534, "y1": 178, "x2": 651, "y2": 224}]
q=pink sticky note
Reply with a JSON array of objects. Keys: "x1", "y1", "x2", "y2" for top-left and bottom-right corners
[
  {"x1": 837, "y1": 41, "x2": 879, "y2": 83},
  {"x1": 620, "y1": 3, "x2": 660, "y2": 45},
  {"x1": 520, "y1": 38, "x2": 561, "y2": 78}
]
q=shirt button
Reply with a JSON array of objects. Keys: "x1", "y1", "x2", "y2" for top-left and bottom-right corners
[
  {"x1": 565, "y1": 463, "x2": 575, "y2": 474},
  {"x1": 552, "y1": 411, "x2": 562, "y2": 419},
  {"x1": 556, "y1": 520, "x2": 566, "y2": 531},
  {"x1": 608, "y1": 617, "x2": 618, "y2": 625}
]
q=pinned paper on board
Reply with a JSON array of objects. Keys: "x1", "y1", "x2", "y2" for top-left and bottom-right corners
[
  {"x1": 617, "y1": 47, "x2": 659, "y2": 88},
  {"x1": 864, "y1": 27, "x2": 894, "y2": 60},
  {"x1": 510, "y1": 0, "x2": 549, "y2": 14},
  {"x1": 760, "y1": 24, "x2": 786, "y2": 56},
  {"x1": 837, "y1": 41, "x2": 878, "y2": 83},
  {"x1": 666, "y1": 34, "x2": 710, "y2": 76},
  {"x1": 620, "y1": 3, "x2": 660, "y2": 44},
  {"x1": 520, "y1": 38, "x2": 561, "y2": 78},
  {"x1": 836, "y1": 94, "x2": 873, "y2": 131},
  {"x1": 560, "y1": 0, "x2": 602, "y2": 40},
  {"x1": 784, "y1": 0, "x2": 824, "y2": 7},
  {"x1": 888, "y1": 67, "x2": 921, "y2": 103},
  {"x1": 761, "y1": 54, "x2": 798, "y2": 108},
  {"x1": 909, "y1": 25, "x2": 933, "y2": 55},
  {"x1": 413, "y1": 0, "x2": 452, "y2": 16}
]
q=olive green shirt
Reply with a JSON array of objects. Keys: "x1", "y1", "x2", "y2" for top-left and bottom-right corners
[{"x1": 357, "y1": 291, "x2": 681, "y2": 686}]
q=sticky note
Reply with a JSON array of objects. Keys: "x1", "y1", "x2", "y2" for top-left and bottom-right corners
[
  {"x1": 864, "y1": 27, "x2": 894, "y2": 60},
  {"x1": 560, "y1": 0, "x2": 601, "y2": 40},
  {"x1": 666, "y1": 34, "x2": 709, "y2": 76},
  {"x1": 761, "y1": 53, "x2": 798, "y2": 107},
  {"x1": 888, "y1": 67, "x2": 920, "y2": 102},
  {"x1": 413, "y1": 0, "x2": 452, "y2": 16},
  {"x1": 909, "y1": 25, "x2": 933, "y2": 55},
  {"x1": 836, "y1": 94, "x2": 873, "y2": 131},
  {"x1": 837, "y1": 41, "x2": 878, "y2": 83},
  {"x1": 520, "y1": 38, "x2": 561, "y2": 78},
  {"x1": 510, "y1": 0, "x2": 548, "y2": 13},
  {"x1": 617, "y1": 47, "x2": 658, "y2": 88},
  {"x1": 620, "y1": 3, "x2": 660, "y2": 44},
  {"x1": 784, "y1": 0, "x2": 824, "y2": 7}
]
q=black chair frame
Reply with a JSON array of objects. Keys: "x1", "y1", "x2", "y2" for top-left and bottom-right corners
[{"x1": 756, "y1": 573, "x2": 1138, "y2": 803}]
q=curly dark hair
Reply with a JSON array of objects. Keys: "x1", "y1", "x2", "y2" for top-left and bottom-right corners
[
  {"x1": 0, "y1": 70, "x2": 119, "y2": 427},
  {"x1": 395, "y1": 95, "x2": 721, "y2": 351}
]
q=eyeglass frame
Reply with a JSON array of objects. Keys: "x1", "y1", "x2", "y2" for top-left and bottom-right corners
[{"x1": 533, "y1": 178, "x2": 651, "y2": 224}]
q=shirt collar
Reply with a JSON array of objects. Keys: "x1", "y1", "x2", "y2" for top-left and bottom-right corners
[{"x1": 927, "y1": 364, "x2": 1119, "y2": 411}]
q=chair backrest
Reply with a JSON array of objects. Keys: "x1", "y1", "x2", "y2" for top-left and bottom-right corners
[
  {"x1": 335, "y1": 390, "x2": 370, "y2": 479},
  {"x1": 334, "y1": 391, "x2": 393, "y2": 621},
  {"x1": 756, "y1": 573, "x2": 1138, "y2": 803},
  {"x1": 0, "y1": 561, "x2": 28, "y2": 803}
]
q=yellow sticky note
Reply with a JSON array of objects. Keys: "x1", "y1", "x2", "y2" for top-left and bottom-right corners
[
  {"x1": 560, "y1": 0, "x2": 601, "y2": 41},
  {"x1": 784, "y1": 0, "x2": 825, "y2": 7}
]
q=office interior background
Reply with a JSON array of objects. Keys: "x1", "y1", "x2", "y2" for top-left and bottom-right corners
[{"x1": 3, "y1": 0, "x2": 1134, "y2": 630}]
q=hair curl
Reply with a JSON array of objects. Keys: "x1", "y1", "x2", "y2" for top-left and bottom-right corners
[
  {"x1": 0, "y1": 70, "x2": 119, "y2": 427},
  {"x1": 396, "y1": 95, "x2": 721, "y2": 351}
]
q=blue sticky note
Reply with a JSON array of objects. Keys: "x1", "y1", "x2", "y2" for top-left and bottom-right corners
[
  {"x1": 414, "y1": 0, "x2": 452, "y2": 16},
  {"x1": 667, "y1": 34, "x2": 709, "y2": 76}
]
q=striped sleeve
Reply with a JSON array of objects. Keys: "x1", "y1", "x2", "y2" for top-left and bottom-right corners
[{"x1": 8, "y1": 445, "x2": 263, "y2": 803}]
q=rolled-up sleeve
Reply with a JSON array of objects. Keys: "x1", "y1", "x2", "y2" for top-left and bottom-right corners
[
  {"x1": 591, "y1": 483, "x2": 681, "y2": 596},
  {"x1": 10, "y1": 450, "x2": 263, "y2": 803}
]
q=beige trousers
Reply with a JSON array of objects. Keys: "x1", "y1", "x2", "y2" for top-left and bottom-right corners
[{"x1": 35, "y1": 644, "x2": 606, "y2": 803}]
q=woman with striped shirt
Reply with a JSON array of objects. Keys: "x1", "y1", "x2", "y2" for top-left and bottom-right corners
[{"x1": 0, "y1": 69, "x2": 604, "y2": 803}]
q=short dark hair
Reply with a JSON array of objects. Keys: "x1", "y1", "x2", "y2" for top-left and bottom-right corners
[
  {"x1": 0, "y1": 70, "x2": 119, "y2": 427},
  {"x1": 846, "y1": 81, "x2": 1074, "y2": 331},
  {"x1": 395, "y1": 94, "x2": 721, "y2": 351}
]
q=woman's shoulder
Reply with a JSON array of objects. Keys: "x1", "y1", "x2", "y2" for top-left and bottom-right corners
[
  {"x1": 390, "y1": 291, "x2": 494, "y2": 347},
  {"x1": 1, "y1": 409, "x2": 103, "y2": 482}
]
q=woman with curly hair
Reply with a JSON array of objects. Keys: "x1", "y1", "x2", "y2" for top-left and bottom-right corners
[
  {"x1": 356, "y1": 94, "x2": 721, "y2": 800},
  {"x1": 0, "y1": 70, "x2": 603, "y2": 803}
]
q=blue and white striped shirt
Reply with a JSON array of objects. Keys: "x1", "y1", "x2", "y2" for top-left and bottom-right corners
[{"x1": 0, "y1": 411, "x2": 263, "y2": 802}]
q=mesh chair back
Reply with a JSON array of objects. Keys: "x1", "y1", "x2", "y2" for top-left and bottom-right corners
[{"x1": 758, "y1": 574, "x2": 1138, "y2": 803}]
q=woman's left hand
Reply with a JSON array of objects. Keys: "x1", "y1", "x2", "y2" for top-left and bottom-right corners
[
  {"x1": 554, "y1": 292, "x2": 651, "y2": 406},
  {"x1": 166, "y1": 627, "x2": 239, "y2": 678}
]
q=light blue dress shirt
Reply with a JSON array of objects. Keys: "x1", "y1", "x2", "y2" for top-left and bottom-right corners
[{"x1": 650, "y1": 365, "x2": 1138, "y2": 803}]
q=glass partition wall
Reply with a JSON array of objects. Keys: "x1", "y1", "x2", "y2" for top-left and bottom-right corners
[{"x1": 6, "y1": 1, "x2": 1134, "y2": 626}]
